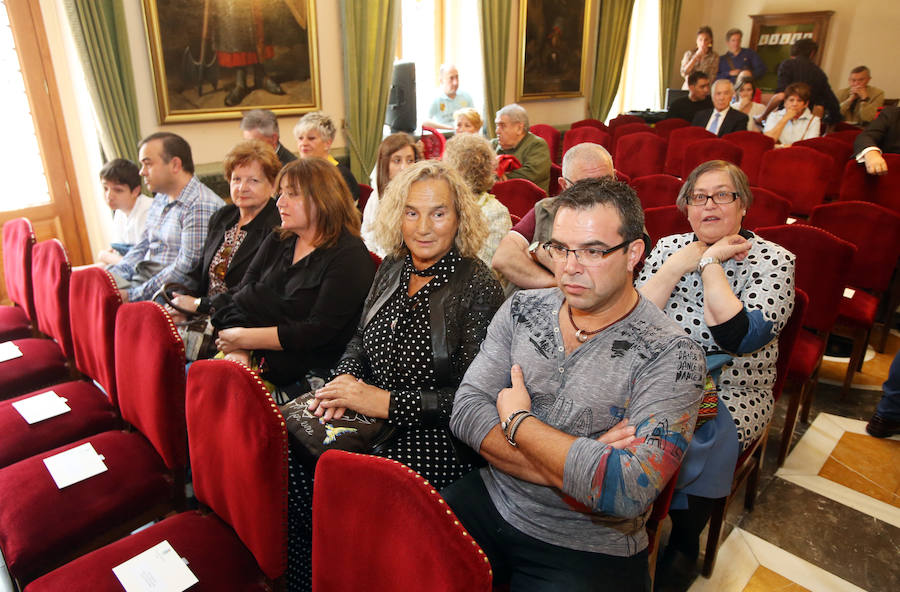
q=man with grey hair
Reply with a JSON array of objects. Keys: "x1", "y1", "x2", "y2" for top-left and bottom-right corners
[
  {"x1": 837, "y1": 66, "x2": 885, "y2": 125},
  {"x1": 491, "y1": 103, "x2": 551, "y2": 192},
  {"x1": 424, "y1": 63, "x2": 475, "y2": 130},
  {"x1": 691, "y1": 79, "x2": 748, "y2": 136},
  {"x1": 492, "y1": 143, "x2": 613, "y2": 291},
  {"x1": 240, "y1": 109, "x2": 297, "y2": 167}
]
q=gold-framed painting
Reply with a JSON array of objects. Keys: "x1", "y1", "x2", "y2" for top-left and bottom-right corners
[
  {"x1": 516, "y1": 0, "x2": 592, "y2": 100},
  {"x1": 141, "y1": 0, "x2": 321, "y2": 123}
]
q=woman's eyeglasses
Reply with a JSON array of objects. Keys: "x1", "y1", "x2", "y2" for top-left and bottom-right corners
[{"x1": 686, "y1": 191, "x2": 739, "y2": 207}]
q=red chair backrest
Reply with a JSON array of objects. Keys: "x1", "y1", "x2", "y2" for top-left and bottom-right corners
[
  {"x1": 616, "y1": 132, "x2": 667, "y2": 179},
  {"x1": 827, "y1": 129, "x2": 862, "y2": 146},
  {"x1": 1, "y1": 217, "x2": 36, "y2": 321},
  {"x1": 570, "y1": 118, "x2": 609, "y2": 133},
  {"x1": 808, "y1": 201, "x2": 900, "y2": 292},
  {"x1": 832, "y1": 122, "x2": 862, "y2": 133},
  {"x1": 743, "y1": 187, "x2": 791, "y2": 230},
  {"x1": 549, "y1": 163, "x2": 563, "y2": 196},
  {"x1": 755, "y1": 224, "x2": 856, "y2": 333},
  {"x1": 681, "y1": 138, "x2": 744, "y2": 178},
  {"x1": 757, "y1": 146, "x2": 831, "y2": 217},
  {"x1": 612, "y1": 122, "x2": 652, "y2": 156},
  {"x1": 313, "y1": 451, "x2": 493, "y2": 592},
  {"x1": 664, "y1": 127, "x2": 716, "y2": 177},
  {"x1": 608, "y1": 114, "x2": 645, "y2": 131},
  {"x1": 773, "y1": 288, "x2": 807, "y2": 403},
  {"x1": 187, "y1": 359, "x2": 288, "y2": 581},
  {"x1": 491, "y1": 178, "x2": 547, "y2": 219},
  {"x1": 369, "y1": 250, "x2": 382, "y2": 269},
  {"x1": 420, "y1": 126, "x2": 446, "y2": 159},
  {"x1": 615, "y1": 169, "x2": 632, "y2": 185},
  {"x1": 838, "y1": 154, "x2": 900, "y2": 213},
  {"x1": 115, "y1": 302, "x2": 187, "y2": 471},
  {"x1": 358, "y1": 183, "x2": 373, "y2": 213},
  {"x1": 31, "y1": 240, "x2": 73, "y2": 359},
  {"x1": 643, "y1": 206, "x2": 691, "y2": 247},
  {"x1": 69, "y1": 267, "x2": 121, "y2": 407},
  {"x1": 723, "y1": 131, "x2": 775, "y2": 186},
  {"x1": 630, "y1": 174, "x2": 682, "y2": 209},
  {"x1": 530, "y1": 124, "x2": 561, "y2": 165},
  {"x1": 653, "y1": 118, "x2": 691, "y2": 140},
  {"x1": 563, "y1": 126, "x2": 611, "y2": 154},
  {"x1": 793, "y1": 137, "x2": 854, "y2": 200}
]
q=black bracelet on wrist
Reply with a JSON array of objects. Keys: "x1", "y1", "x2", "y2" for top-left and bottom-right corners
[{"x1": 506, "y1": 412, "x2": 535, "y2": 447}]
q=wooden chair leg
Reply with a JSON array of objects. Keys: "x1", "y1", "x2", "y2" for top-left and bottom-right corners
[
  {"x1": 701, "y1": 497, "x2": 728, "y2": 578},
  {"x1": 744, "y1": 437, "x2": 767, "y2": 511},
  {"x1": 840, "y1": 328, "x2": 867, "y2": 399},
  {"x1": 778, "y1": 382, "x2": 804, "y2": 467},
  {"x1": 799, "y1": 368, "x2": 819, "y2": 424}
]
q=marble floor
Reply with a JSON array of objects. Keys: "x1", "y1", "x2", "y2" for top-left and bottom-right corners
[{"x1": 686, "y1": 330, "x2": 900, "y2": 592}]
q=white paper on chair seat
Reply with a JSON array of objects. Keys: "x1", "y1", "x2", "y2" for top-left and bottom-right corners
[
  {"x1": 42, "y1": 442, "x2": 108, "y2": 488},
  {"x1": 112, "y1": 540, "x2": 199, "y2": 592},
  {"x1": 843, "y1": 287, "x2": 856, "y2": 299},
  {"x1": 12, "y1": 390, "x2": 71, "y2": 424},
  {"x1": 0, "y1": 341, "x2": 22, "y2": 362}
]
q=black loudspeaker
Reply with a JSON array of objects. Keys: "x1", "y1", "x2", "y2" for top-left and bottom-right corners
[{"x1": 386, "y1": 61, "x2": 417, "y2": 134}]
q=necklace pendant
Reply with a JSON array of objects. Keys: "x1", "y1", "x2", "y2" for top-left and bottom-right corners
[{"x1": 575, "y1": 329, "x2": 588, "y2": 343}]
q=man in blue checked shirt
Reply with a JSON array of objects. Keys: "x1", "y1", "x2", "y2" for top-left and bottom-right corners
[{"x1": 107, "y1": 132, "x2": 224, "y2": 302}]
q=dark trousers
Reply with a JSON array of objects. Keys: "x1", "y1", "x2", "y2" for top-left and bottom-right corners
[{"x1": 442, "y1": 470, "x2": 650, "y2": 592}]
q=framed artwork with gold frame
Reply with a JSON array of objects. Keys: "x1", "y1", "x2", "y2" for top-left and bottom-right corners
[
  {"x1": 516, "y1": 0, "x2": 592, "y2": 100},
  {"x1": 141, "y1": 0, "x2": 321, "y2": 123},
  {"x1": 748, "y1": 11, "x2": 834, "y2": 91}
]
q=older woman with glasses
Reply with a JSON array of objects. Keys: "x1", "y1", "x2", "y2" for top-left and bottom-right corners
[{"x1": 635, "y1": 160, "x2": 795, "y2": 588}]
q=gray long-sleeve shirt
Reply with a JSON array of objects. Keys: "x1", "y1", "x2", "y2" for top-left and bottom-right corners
[{"x1": 451, "y1": 289, "x2": 705, "y2": 556}]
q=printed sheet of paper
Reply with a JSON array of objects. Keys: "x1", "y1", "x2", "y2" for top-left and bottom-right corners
[
  {"x1": 0, "y1": 340, "x2": 22, "y2": 362},
  {"x1": 112, "y1": 540, "x2": 199, "y2": 592},
  {"x1": 843, "y1": 287, "x2": 856, "y2": 299},
  {"x1": 42, "y1": 442, "x2": 108, "y2": 489},
  {"x1": 12, "y1": 390, "x2": 71, "y2": 424}
]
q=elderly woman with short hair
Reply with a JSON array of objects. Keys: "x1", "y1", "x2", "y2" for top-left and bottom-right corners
[{"x1": 293, "y1": 111, "x2": 360, "y2": 201}]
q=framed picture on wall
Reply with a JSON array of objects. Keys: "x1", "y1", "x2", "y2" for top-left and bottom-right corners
[
  {"x1": 748, "y1": 10, "x2": 834, "y2": 92},
  {"x1": 516, "y1": 0, "x2": 593, "y2": 100},
  {"x1": 142, "y1": 0, "x2": 321, "y2": 123}
]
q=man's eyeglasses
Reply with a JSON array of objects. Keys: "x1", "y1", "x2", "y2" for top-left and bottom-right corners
[
  {"x1": 686, "y1": 191, "x2": 740, "y2": 207},
  {"x1": 542, "y1": 240, "x2": 631, "y2": 266}
]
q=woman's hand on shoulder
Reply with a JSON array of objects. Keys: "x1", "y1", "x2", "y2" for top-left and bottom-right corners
[
  {"x1": 668, "y1": 241, "x2": 708, "y2": 275},
  {"x1": 705, "y1": 234, "x2": 752, "y2": 263}
]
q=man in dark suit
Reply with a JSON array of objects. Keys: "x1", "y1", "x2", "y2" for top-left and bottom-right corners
[
  {"x1": 691, "y1": 79, "x2": 748, "y2": 136},
  {"x1": 854, "y1": 106, "x2": 900, "y2": 175}
]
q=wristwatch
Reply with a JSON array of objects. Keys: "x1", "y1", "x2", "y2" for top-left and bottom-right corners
[
  {"x1": 528, "y1": 241, "x2": 542, "y2": 263},
  {"x1": 194, "y1": 297, "x2": 202, "y2": 309},
  {"x1": 697, "y1": 256, "x2": 720, "y2": 274}
]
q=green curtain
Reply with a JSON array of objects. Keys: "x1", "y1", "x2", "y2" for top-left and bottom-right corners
[
  {"x1": 589, "y1": 0, "x2": 636, "y2": 122},
  {"x1": 340, "y1": 0, "x2": 400, "y2": 182},
  {"x1": 478, "y1": 0, "x2": 512, "y2": 139},
  {"x1": 64, "y1": 0, "x2": 141, "y2": 163},
  {"x1": 658, "y1": 0, "x2": 682, "y2": 105}
]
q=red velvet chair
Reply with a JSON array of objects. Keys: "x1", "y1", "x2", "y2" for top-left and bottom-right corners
[
  {"x1": 420, "y1": 126, "x2": 446, "y2": 159},
  {"x1": 723, "y1": 131, "x2": 775, "y2": 186},
  {"x1": 646, "y1": 469, "x2": 679, "y2": 587},
  {"x1": 0, "y1": 301, "x2": 187, "y2": 585},
  {"x1": 755, "y1": 225, "x2": 856, "y2": 466},
  {"x1": 742, "y1": 187, "x2": 792, "y2": 230},
  {"x1": 611, "y1": 122, "x2": 652, "y2": 157},
  {"x1": 491, "y1": 178, "x2": 547, "y2": 220},
  {"x1": 757, "y1": 146, "x2": 831, "y2": 217},
  {"x1": 629, "y1": 174, "x2": 682, "y2": 209},
  {"x1": 643, "y1": 206, "x2": 691, "y2": 247},
  {"x1": 832, "y1": 122, "x2": 862, "y2": 133},
  {"x1": 530, "y1": 124, "x2": 561, "y2": 164},
  {"x1": 615, "y1": 133, "x2": 667, "y2": 179},
  {"x1": 24, "y1": 359, "x2": 288, "y2": 592},
  {"x1": 570, "y1": 118, "x2": 609, "y2": 133},
  {"x1": 793, "y1": 136, "x2": 854, "y2": 200},
  {"x1": 827, "y1": 129, "x2": 862, "y2": 146},
  {"x1": 808, "y1": 201, "x2": 900, "y2": 395},
  {"x1": 0, "y1": 218, "x2": 36, "y2": 341},
  {"x1": 608, "y1": 113, "x2": 645, "y2": 131},
  {"x1": 839, "y1": 154, "x2": 900, "y2": 213},
  {"x1": 681, "y1": 138, "x2": 743, "y2": 178},
  {"x1": 702, "y1": 289, "x2": 808, "y2": 577},
  {"x1": 313, "y1": 451, "x2": 493, "y2": 592},
  {"x1": 549, "y1": 163, "x2": 563, "y2": 196},
  {"x1": 0, "y1": 240, "x2": 73, "y2": 400},
  {"x1": 663, "y1": 127, "x2": 716, "y2": 178},
  {"x1": 0, "y1": 267, "x2": 120, "y2": 468},
  {"x1": 562, "y1": 126, "x2": 611, "y2": 154},
  {"x1": 615, "y1": 170, "x2": 632, "y2": 185},
  {"x1": 653, "y1": 118, "x2": 690, "y2": 140},
  {"x1": 358, "y1": 183, "x2": 373, "y2": 213}
]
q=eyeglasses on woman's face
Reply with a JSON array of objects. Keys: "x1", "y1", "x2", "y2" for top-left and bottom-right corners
[{"x1": 686, "y1": 191, "x2": 739, "y2": 207}]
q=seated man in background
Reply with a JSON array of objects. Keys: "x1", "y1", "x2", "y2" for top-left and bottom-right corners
[
  {"x1": 423, "y1": 64, "x2": 475, "y2": 130},
  {"x1": 96, "y1": 158, "x2": 153, "y2": 266},
  {"x1": 854, "y1": 105, "x2": 900, "y2": 175},
  {"x1": 491, "y1": 103, "x2": 551, "y2": 193},
  {"x1": 447, "y1": 177, "x2": 705, "y2": 591},
  {"x1": 492, "y1": 143, "x2": 614, "y2": 292},
  {"x1": 107, "y1": 132, "x2": 224, "y2": 302},
  {"x1": 763, "y1": 82, "x2": 821, "y2": 146},
  {"x1": 667, "y1": 71, "x2": 713, "y2": 123},
  {"x1": 692, "y1": 79, "x2": 749, "y2": 136},
  {"x1": 240, "y1": 108, "x2": 297, "y2": 167},
  {"x1": 837, "y1": 66, "x2": 885, "y2": 126},
  {"x1": 716, "y1": 28, "x2": 765, "y2": 83}
]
